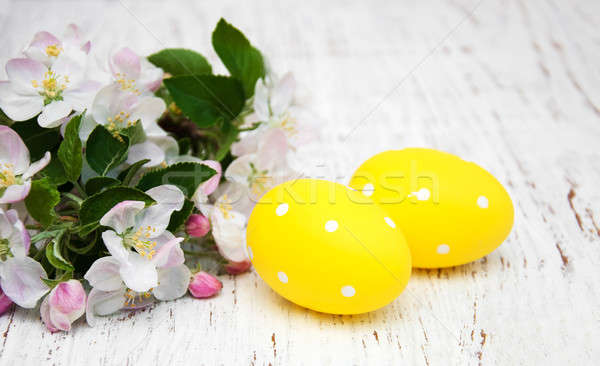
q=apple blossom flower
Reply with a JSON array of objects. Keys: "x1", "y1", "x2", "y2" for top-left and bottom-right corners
[
  {"x1": 188, "y1": 271, "x2": 222, "y2": 298},
  {"x1": 84, "y1": 256, "x2": 191, "y2": 326},
  {"x1": 225, "y1": 128, "x2": 297, "y2": 201},
  {"x1": 185, "y1": 214, "x2": 210, "y2": 238},
  {"x1": 232, "y1": 72, "x2": 315, "y2": 156},
  {"x1": 23, "y1": 24, "x2": 91, "y2": 67},
  {"x1": 225, "y1": 260, "x2": 252, "y2": 275},
  {"x1": 0, "y1": 208, "x2": 49, "y2": 308},
  {"x1": 0, "y1": 53, "x2": 100, "y2": 127},
  {"x1": 108, "y1": 47, "x2": 163, "y2": 94},
  {"x1": 0, "y1": 126, "x2": 51, "y2": 204},
  {"x1": 0, "y1": 288, "x2": 13, "y2": 316},
  {"x1": 96, "y1": 185, "x2": 185, "y2": 292},
  {"x1": 87, "y1": 83, "x2": 167, "y2": 141},
  {"x1": 196, "y1": 193, "x2": 249, "y2": 263},
  {"x1": 40, "y1": 280, "x2": 86, "y2": 333}
]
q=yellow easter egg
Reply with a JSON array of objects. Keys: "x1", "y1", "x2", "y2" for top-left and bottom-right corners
[
  {"x1": 349, "y1": 148, "x2": 514, "y2": 268},
  {"x1": 246, "y1": 179, "x2": 411, "y2": 314}
]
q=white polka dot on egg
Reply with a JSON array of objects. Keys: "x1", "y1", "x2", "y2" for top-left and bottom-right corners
[
  {"x1": 276, "y1": 203, "x2": 289, "y2": 216},
  {"x1": 437, "y1": 244, "x2": 450, "y2": 255},
  {"x1": 325, "y1": 220, "x2": 339, "y2": 232},
  {"x1": 341, "y1": 285, "x2": 356, "y2": 297},
  {"x1": 277, "y1": 271, "x2": 288, "y2": 283},
  {"x1": 362, "y1": 183, "x2": 374, "y2": 197},
  {"x1": 384, "y1": 217, "x2": 396, "y2": 228},
  {"x1": 416, "y1": 188, "x2": 431, "y2": 201},
  {"x1": 477, "y1": 196, "x2": 489, "y2": 208}
]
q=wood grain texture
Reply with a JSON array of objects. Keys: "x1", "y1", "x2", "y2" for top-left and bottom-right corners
[{"x1": 1, "y1": 0, "x2": 599, "y2": 364}]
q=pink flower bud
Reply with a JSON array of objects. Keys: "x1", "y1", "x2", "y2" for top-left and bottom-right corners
[
  {"x1": 185, "y1": 213, "x2": 210, "y2": 238},
  {"x1": 40, "y1": 280, "x2": 86, "y2": 333},
  {"x1": 189, "y1": 272, "x2": 222, "y2": 298},
  {"x1": 225, "y1": 260, "x2": 252, "y2": 275},
  {"x1": 0, "y1": 288, "x2": 13, "y2": 316}
]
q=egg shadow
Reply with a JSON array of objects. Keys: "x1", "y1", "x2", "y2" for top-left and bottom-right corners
[{"x1": 409, "y1": 249, "x2": 506, "y2": 280}]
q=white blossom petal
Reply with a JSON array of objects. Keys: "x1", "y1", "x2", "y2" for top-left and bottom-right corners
[
  {"x1": 130, "y1": 96, "x2": 166, "y2": 136},
  {"x1": 37, "y1": 100, "x2": 72, "y2": 128},
  {"x1": 0, "y1": 182, "x2": 31, "y2": 204},
  {"x1": 145, "y1": 185, "x2": 184, "y2": 212},
  {"x1": 138, "y1": 58, "x2": 164, "y2": 92},
  {"x1": 211, "y1": 207, "x2": 248, "y2": 263},
  {"x1": 101, "y1": 230, "x2": 130, "y2": 264},
  {"x1": 147, "y1": 135, "x2": 179, "y2": 163},
  {"x1": 230, "y1": 128, "x2": 261, "y2": 156},
  {"x1": 152, "y1": 235, "x2": 183, "y2": 268},
  {"x1": 224, "y1": 154, "x2": 255, "y2": 186},
  {"x1": 78, "y1": 111, "x2": 98, "y2": 142},
  {"x1": 0, "y1": 209, "x2": 29, "y2": 257},
  {"x1": 119, "y1": 254, "x2": 158, "y2": 292},
  {"x1": 0, "y1": 81, "x2": 43, "y2": 121},
  {"x1": 5, "y1": 58, "x2": 46, "y2": 95},
  {"x1": 86, "y1": 288, "x2": 125, "y2": 326},
  {"x1": 135, "y1": 186, "x2": 184, "y2": 235},
  {"x1": 270, "y1": 72, "x2": 295, "y2": 116},
  {"x1": 0, "y1": 125, "x2": 30, "y2": 174},
  {"x1": 51, "y1": 52, "x2": 86, "y2": 86},
  {"x1": 21, "y1": 151, "x2": 51, "y2": 181},
  {"x1": 153, "y1": 265, "x2": 191, "y2": 301},
  {"x1": 253, "y1": 78, "x2": 269, "y2": 121},
  {"x1": 100, "y1": 201, "x2": 145, "y2": 234},
  {"x1": 110, "y1": 47, "x2": 141, "y2": 80},
  {"x1": 84, "y1": 256, "x2": 124, "y2": 292},
  {"x1": 126, "y1": 141, "x2": 165, "y2": 167},
  {"x1": 0, "y1": 256, "x2": 48, "y2": 308},
  {"x1": 62, "y1": 80, "x2": 101, "y2": 111}
]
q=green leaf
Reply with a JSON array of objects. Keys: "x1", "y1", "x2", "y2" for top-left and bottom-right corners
[
  {"x1": 167, "y1": 199, "x2": 194, "y2": 232},
  {"x1": 85, "y1": 125, "x2": 129, "y2": 176},
  {"x1": 121, "y1": 122, "x2": 145, "y2": 145},
  {"x1": 178, "y1": 137, "x2": 191, "y2": 155},
  {"x1": 31, "y1": 229, "x2": 63, "y2": 244},
  {"x1": 0, "y1": 109, "x2": 12, "y2": 124},
  {"x1": 118, "y1": 159, "x2": 151, "y2": 186},
  {"x1": 148, "y1": 48, "x2": 212, "y2": 76},
  {"x1": 164, "y1": 75, "x2": 245, "y2": 127},
  {"x1": 80, "y1": 186, "x2": 155, "y2": 226},
  {"x1": 212, "y1": 18, "x2": 265, "y2": 97},
  {"x1": 42, "y1": 150, "x2": 68, "y2": 186},
  {"x1": 136, "y1": 162, "x2": 217, "y2": 197},
  {"x1": 215, "y1": 122, "x2": 239, "y2": 161},
  {"x1": 24, "y1": 178, "x2": 60, "y2": 227},
  {"x1": 45, "y1": 240, "x2": 74, "y2": 272},
  {"x1": 58, "y1": 115, "x2": 83, "y2": 182},
  {"x1": 42, "y1": 271, "x2": 73, "y2": 288},
  {"x1": 77, "y1": 222, "x2": 100, "y2": 237},
  {"x1": 85, "y1": 176, "x2": 121, "y2": 195},
  {"x1": 11, "y1": 119, "x2": 61, "y2": 161},
  {"x1": 66, "y1": 231, "x2": 98, "y2": 255}
]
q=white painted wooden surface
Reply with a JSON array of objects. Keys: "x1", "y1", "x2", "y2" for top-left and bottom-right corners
[{"x1": 1, "y1": 0, "x2": 599, "y2": 364}]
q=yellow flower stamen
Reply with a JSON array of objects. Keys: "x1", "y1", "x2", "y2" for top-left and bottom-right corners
[
  {"x1": 0, "y1": 163, "x2": 16, "y2": 188},
  {"x1": 115, "y1": 72, "x2": 140, "y2": 95},
  {"x1": 125, "y1": 226, "x2": 158, "y2": 259},
  {"x1": 45, "y1": 44, "x2": 62, "y2": 57},
  {"x1": 105, "y1": 111, "x2": 138, "y2": 141},
  {"x1": 218, "y1": 194, "x2": 233, "y2": 219},
  {"x1": 123, "y1": 288, "x2": 154, "y2": 307},
  {"x1": 31, "y1": 70, "x2": 69, "y2": 102}
]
